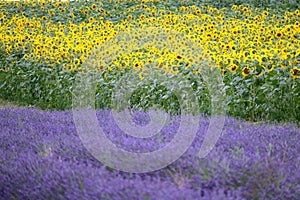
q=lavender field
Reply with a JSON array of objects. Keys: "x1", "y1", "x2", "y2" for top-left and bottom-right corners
[{"x1": 1, "y1": 107, "x2": 299, "y2": 199}]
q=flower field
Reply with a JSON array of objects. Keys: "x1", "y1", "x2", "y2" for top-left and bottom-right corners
[
  {"x1": 0, "y1": 0, "x2": 300, "y2": 199},
  {"x1": 1, "y1": 107, "x2": 300, "y2": 199},
  {"x1": 0, "y1": 0, "x2": 299, "y2": 122}
]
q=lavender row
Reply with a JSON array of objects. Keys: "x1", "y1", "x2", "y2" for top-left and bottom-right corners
[{"x1": 0, "y1": 107, "x2": 300, "y2": 199}]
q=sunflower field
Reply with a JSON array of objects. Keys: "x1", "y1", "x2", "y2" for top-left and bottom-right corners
[
  {"x1": 0, "y1": 0, "x2": 299, "y2": 122},
  {"x1": 1, "y1": 0, "x2": 300, "y2": 199}
]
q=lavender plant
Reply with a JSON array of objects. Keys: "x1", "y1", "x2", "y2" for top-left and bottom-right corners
[{"x1": 0, "y1": 107, "x2": 299, "y2": 199}]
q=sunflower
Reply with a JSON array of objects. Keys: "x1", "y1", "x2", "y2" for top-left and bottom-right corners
[
  {"x1": 243, "y1": 7, "x2": 248, "y2": 12},
  {"x1": 91, "y1": 4, "x2": 97, "y2": 10},
  {"x1": 232, "y1": 29, "x2": 238, "y2": 35},
  {"x1": 2, "y1": 67, "x2": 8, "y2": 72},
  {"x1": 267, "y1": 65, "x2": 274, "y2": 73},
  {"x1": 36, "y1": 45, "x2": 42, "y2": 51},
  {"x1": 275, "y1": 32, "x2": 283, "y2": 38},
  {"x1": 254, "y1": 15, "x2": 261, "y2": 20},
  {"x1": 262, "y1": 11, "x2": 268, "y2": 17},
  {"x1": 279, "y1": 64, "x2": 288, "y2": 69},
  {"x1": 128, "y1": 15, "x2": 133, "y2": 20},
  {"x1": 150, "y1": 17, "x2": 156, "y2": 23},
  {"x1": 140, "y1": 14, "x2": 146, "y2": 21},
  {"x1": 133, "y1": 61, "x2": 143, "y2": 70},
  {"x1": 176, "y1": 55, "x2": 183, "y2": 59},
  {"x1": 290, "y1": 67, "x2": 299, "y2": 78},
  {"x1": 89, "y1": 17, "x2": 95, "y2": 23},
  {"x1": 222, "y1": 69, "x2": 227, "y2": 76},
  {"x1": 242, "y1": 66, "x2": 250, "y2": 76},
  {"x1": 254, "y1": 65, "x2": 265, "y2": 78},
  {"x1": 55, "y1": 2, "x2": 63, "y2": 7},
  {"x1": 229, "y1": 64, "x2": 239, "y2": 73}
]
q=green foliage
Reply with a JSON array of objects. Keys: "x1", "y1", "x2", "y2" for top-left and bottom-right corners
[
  {"x1": 1, "y1": 53, "x2": 299, "y2": 123},
  {"x1": 223, "y1": 66, "x2": 300, "y2": 122},
  {"x1": 0, "y1": 55, "x2": 76, "y2": 110}
]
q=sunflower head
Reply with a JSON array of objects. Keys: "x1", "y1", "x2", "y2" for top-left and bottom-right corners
[
  {"x1": 89, "y1": 17, "x2": 95, "y2": 23},
  {"x1": 2, "y1": 67, "x2": 8, "y2": 72},
  {"x1": 242, "y1": 66, "x2": 250, "y2": 76},
  {"x1": 229, "y1": 64, "x2": 239, "y2": 73},
  {"x1": 91, "y1": 4, "x2": 97, "y2": 10},
  {"x1": 290, "y1": 67, "x2": 299, "y2": 78},
  {"x1": 275, "y1": 32, "x2": 282, "y2": 38}
]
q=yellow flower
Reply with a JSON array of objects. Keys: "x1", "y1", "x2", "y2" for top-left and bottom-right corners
[
  {"x1": 275, "y1": 32, "x2": 283, "y2": 38},
  {"x1": 243, "y1": 7, "x2": 248, "y2": 13},
  {"x1": 232, "y1": 5, "x2": 238, "y2": 10},
  {"x1": 232, "y1": 28, "x2": 239, "y2": 35},
  {"x1": 242, "y1": 66, "x2": 250, "y2": 76},
  {"x1": 290, "y1": 67, "x2": 299, "y2": 78},
  {"x1": 139, "y1": 72, "x2": 144, "y2": 80},
  {"x1": 229, "y1": 64, "x2": 239, "y2": 73},
  {"x1": 254, "y1": 15, "x2": 261, "y2": 20},
  {"x1": 267, "y1": 65, "x2": 275, "y2": 73},
  {"x1": 89, "y1": 17, "x2": 95, "y2": 23},
  {"x1": 133, "y1": 61, "x2": 143, "y2": 72},
  {"x1": 127, "y1": 15, "x2": 133, "y2": 20},
  {"x1": 91, "y1": 4, "x2": 97, "y2": 10},
  {"x1": 140, "y1": 14, "x2": 146, "y2": 21},
  {"x1": 262, "y1": 11, "x2": 268, "y2": 17},
  {"x1": 2, "y1": 67, "x2": 8, "y2": 72},
  {"x1": 55, "y1": 2, "x2": 63, "y2": 7}
]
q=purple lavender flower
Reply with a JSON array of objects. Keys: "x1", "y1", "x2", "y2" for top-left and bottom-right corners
[{"x1": 0, "y1": 107, "x2": 299, "y2": 199}]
